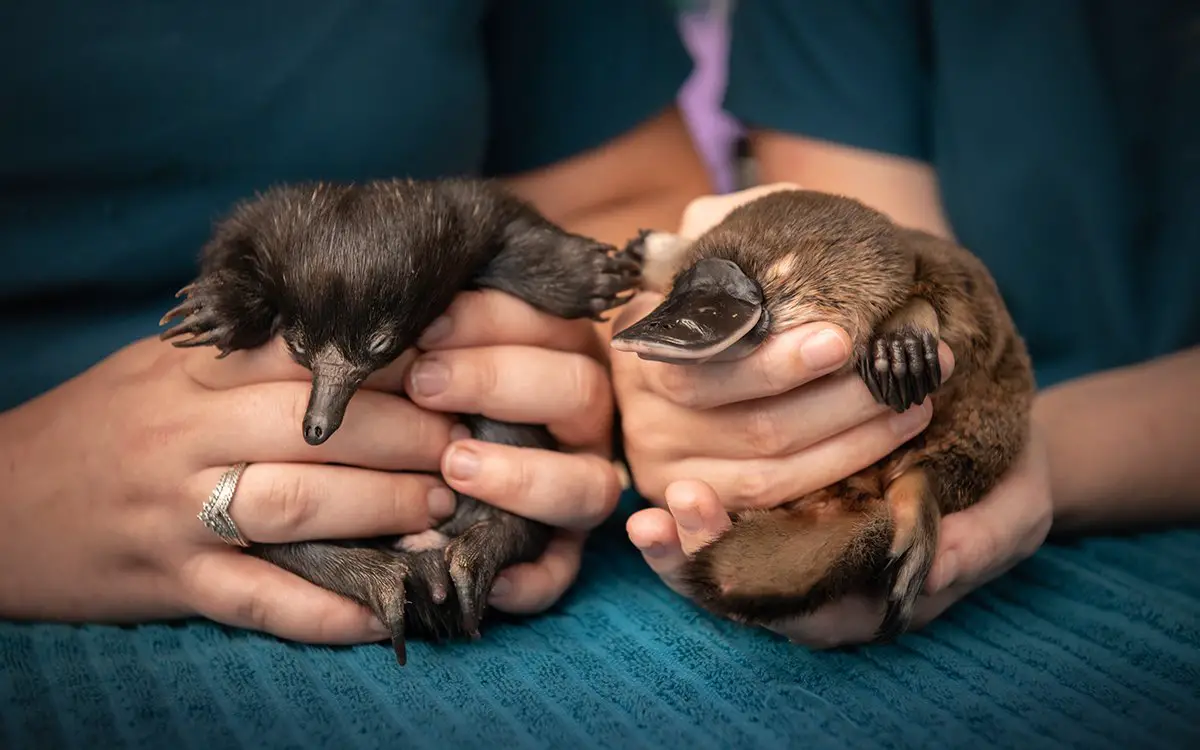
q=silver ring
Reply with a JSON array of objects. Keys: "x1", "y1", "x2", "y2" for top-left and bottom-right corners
[{"x1": 198, "y1": 462, "x2": 251, "y2": 547}]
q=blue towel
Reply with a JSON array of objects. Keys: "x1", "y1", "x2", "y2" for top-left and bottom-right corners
[{"x1": 3, "y1": 490, "x2": 1199, "y2": 749}]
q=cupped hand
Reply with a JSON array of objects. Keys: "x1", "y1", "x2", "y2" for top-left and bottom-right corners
[
  {"x1": 406, "y1": 289, "x2": 624, "y2": 615},
  {"x1": 0, "y1": 334, "x2": 458, "y2": 644},
  {"x1": 629, "y1": 424, "x2": 1053, "y2": 647},
  {"x1": 615, "y1": 183, "x2": 971, "y2": 642},
  {"x1": 613, "y1": 183, "x2": 953, "y2": 510}
]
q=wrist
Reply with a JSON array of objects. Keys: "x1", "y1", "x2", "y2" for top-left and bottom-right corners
[{"x1": 1035, "y1": 347, "x2": 1200, "y2": 537}]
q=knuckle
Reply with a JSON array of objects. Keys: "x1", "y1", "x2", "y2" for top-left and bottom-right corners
[
  {"x1": 237, "y1": 586, "x2": 274, "y2": 635},
  {"x1": 501, "y1": 450, "x2": 535, "y2": 501},
  {"x1": 728, "y1": 466, "x2": 776, "y2": 510},
  {"x1": 745, "y1": 404, "x2": 788, "y2": 457},
  {"x1": 655, "y1": 366, "x2": 701, "y2": 408},
  {"x1": 267, "y1": 469, "x2": 314, "y2": 534},
  {"x1": 409, "y1": 406, "x2": 450, "y2": 459},
  {"x1": 287, "y1": 384, "x2": 311, "y2": 434},
  {"x1": 570, "y1": 359, "x2": 614, "y2": 440},
  {"x1": 383, "y1": 477, "x2": 418, "y2": 527},
  {"x1": 573, "y1": 357, "x2": 612, "y2": 412},
  {"x1": 583, "y1": 463, "x2": 622, "y2": 527},
  {"x1": 468, "y1": 351, "x2": 499, "y2": 400},
  {"x1": 753, "y1": 343, "x2": 788, "y2": 394},
  {"x1": 127, "y1": 417, "x2": 189, "y2": 467}
]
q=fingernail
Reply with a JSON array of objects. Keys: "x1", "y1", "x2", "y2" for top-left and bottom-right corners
[
  {"x1": 408, "y1": 358, "x2": 449, "y2": 397},
  {"x1": 369, "y1": 617, "x2": 391, "y2": 639},
  {"x1": 449, "y1": 423, "x2": 471, "y2": 442},
  {"x1": 671, "y1": 500, "x2": 703, "y2": 533},
  {"x1": 799, "y1": 328, "x2": 849, "y2": 371},
  {"x1": 641, "y1": 542, "x2": 669, "y2": 559},
  {"x1": 445, "y1": 444, "x2": 481, "y2": 480},
  {"x1": 489, "y1": 575, "x2": 513, "y2": 599},
  {"x1": 890, "y1": 401, "x2": 931, "y2": 437},
  {"x1": 417, "y1": 316, "x2": 453, "y2": 348},
  {"x1": 426, "y1": 486, "x2": 456, "y2": 519}
]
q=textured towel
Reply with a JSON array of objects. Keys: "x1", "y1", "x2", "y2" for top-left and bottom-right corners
[{"x1": 3, "y1": 490, "x2": 1199, "y2": 750}]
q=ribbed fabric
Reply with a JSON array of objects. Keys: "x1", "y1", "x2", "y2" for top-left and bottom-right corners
[{"x1": 3, "y1": 491, "x2": 1198, "y2": 749}]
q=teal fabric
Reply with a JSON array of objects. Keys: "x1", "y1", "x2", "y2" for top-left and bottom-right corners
[
  {"x1": 4, "y1": 3, "x2": 1200, "y2": 748},
  {"x1": 724, "y1": 0, "x2": 1200, "y2": 388},
  {"x1": 0, "y1": 0, "x2": 693, "y2": 411},
  {"x1": 2, "y1": 492, "x2": 1200, "y2": 749}
]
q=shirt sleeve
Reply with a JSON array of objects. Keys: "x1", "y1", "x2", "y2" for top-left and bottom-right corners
[
  {"x1": 723, "y1": 0, "x2": 932, "y2": 162},
  {"x1": 481, "y1": 0, "x2": 694, "y2": 176}
]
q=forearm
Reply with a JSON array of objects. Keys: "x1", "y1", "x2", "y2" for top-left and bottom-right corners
[
  {"x1": 752, "y1": 132, "x2": 1200, "y2": 534},
  {"x1": 1035, "y1": 346, "x2": 1200, "y2": 536},
  {"x1": 750, "y1": 131, "x2": 956, "y2": 240}
]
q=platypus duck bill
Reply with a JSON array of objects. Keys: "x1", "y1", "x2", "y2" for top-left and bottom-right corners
[{"x1": 611, "y1": 257, "x2": 770, "y2": 365}]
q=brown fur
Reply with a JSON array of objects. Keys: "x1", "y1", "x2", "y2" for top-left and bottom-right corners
[{"x1": 623, "y1": 189, "x2": 1035, "y2": 640}]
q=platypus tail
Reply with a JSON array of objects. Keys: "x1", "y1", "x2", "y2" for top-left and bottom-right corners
[{"x1": 679, "y1": 468, "x2": 940, "y2": 641}]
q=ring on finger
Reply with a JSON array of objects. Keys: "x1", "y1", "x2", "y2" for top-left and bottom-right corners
[{"x1": 198, "y1": 462, "x2": 252, "y2": 547}]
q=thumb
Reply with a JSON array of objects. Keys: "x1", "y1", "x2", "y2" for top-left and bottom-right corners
[
  {"x1": 678, "y1": 182, "x2": 804, "y2": 238},
  {"x1": 923, "y1": 435, "x2": 1050, "y2": 597},
  {"x1": 923, "y1": 502, "x2": 1004, "y2": 595}
]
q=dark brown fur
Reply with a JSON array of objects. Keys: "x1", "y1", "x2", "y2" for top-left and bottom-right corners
[
  {"x1": 614, "y1": 189, "x2": 1034, "y2": 640},
  {"x1": 160, "y1": 177, "x2": 643, "y2": 664}
]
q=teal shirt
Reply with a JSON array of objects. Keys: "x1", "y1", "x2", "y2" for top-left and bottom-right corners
[
  {"x1": 724, "y1": 0, "x2": 1200, "y2": 388},
  {"x1": 0, "y1": 0, "x2": 692, "y2": 411}
]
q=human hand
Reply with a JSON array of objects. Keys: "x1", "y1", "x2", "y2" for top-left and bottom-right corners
[
  {"x1": 406, "y1": 289, "x2": 624, "y2": 615},
  {"x1": 0, "y1": 334, "x2": 458, "y2": 644},
  {"x1": 627, "y1": 423, "x2": 1053, "y2": 647},
  {"x1": 614, "y1": 182, "x2": 953, "y2": 508}
]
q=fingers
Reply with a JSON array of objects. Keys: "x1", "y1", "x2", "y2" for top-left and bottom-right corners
[
  {"x1": 486, "y1": 530, "x2": 586, "y2": 615},
  {"x1": 626, "y1": 480, "x2": 731, "y2": 595},
  {"x1": 619, "y1": 360, "x2": 937, "y2": 464},
  {"x1": 615, "y1": 321, "x2": 858, "y2": 410},
  {"x1": 416, "y1": 289, "x2": 602, "y2": 357},
  {"x1": 183, "y1": 336, "x2": 419, "y2": 394},
  {"x1": 197, "y1": 380, "x2": 454, "y2": 471},
  {"x1": 635, "y1": 400, "x2": 933, "y2": 510},
  {"x1": 623, "y1": 479, "x2": 893, "y2": 650},
  {"x1": 614, "y1": 320, "x2": 955, "y2": 413},
  {"x1": 406, "y1": 345, "x2": 613, "y2": 451},
  {"x1": 187, "y1": 463, "x2": 456, "y2": 546},
  {"x1": 678, "y1": 182, "x2": 804, "y2": 238},
  {"x1": 625, "y1": 495, "x2": 898, "y2": 651},
  {"x1": 626, "y1": 507, "x2": 690, "y2": 597},
  {"x1": 179, "y1": 551, "x2": 391, "y2": 645},
  {"x1": 922, "y1": 437, "x2": 1053, "y2": 597},
  {"x1": 441, "y1": 439, "x2": 622, "y2": 531},
  {"x1": 664, "y1": 479, "x2": 732, "y2": 555}
]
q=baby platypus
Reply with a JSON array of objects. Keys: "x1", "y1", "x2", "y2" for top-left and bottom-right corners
[
  {"x1": 161, "y1": 177, "x2": 642, "y2": 663},
  {"x1": 611, "y1": 189, "x2": 1034, "y2": 641}
]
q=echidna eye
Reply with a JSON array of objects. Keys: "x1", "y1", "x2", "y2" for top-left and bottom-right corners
[{"x1": 367, "y1": 331, "x2": 393, "y2": 356}]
